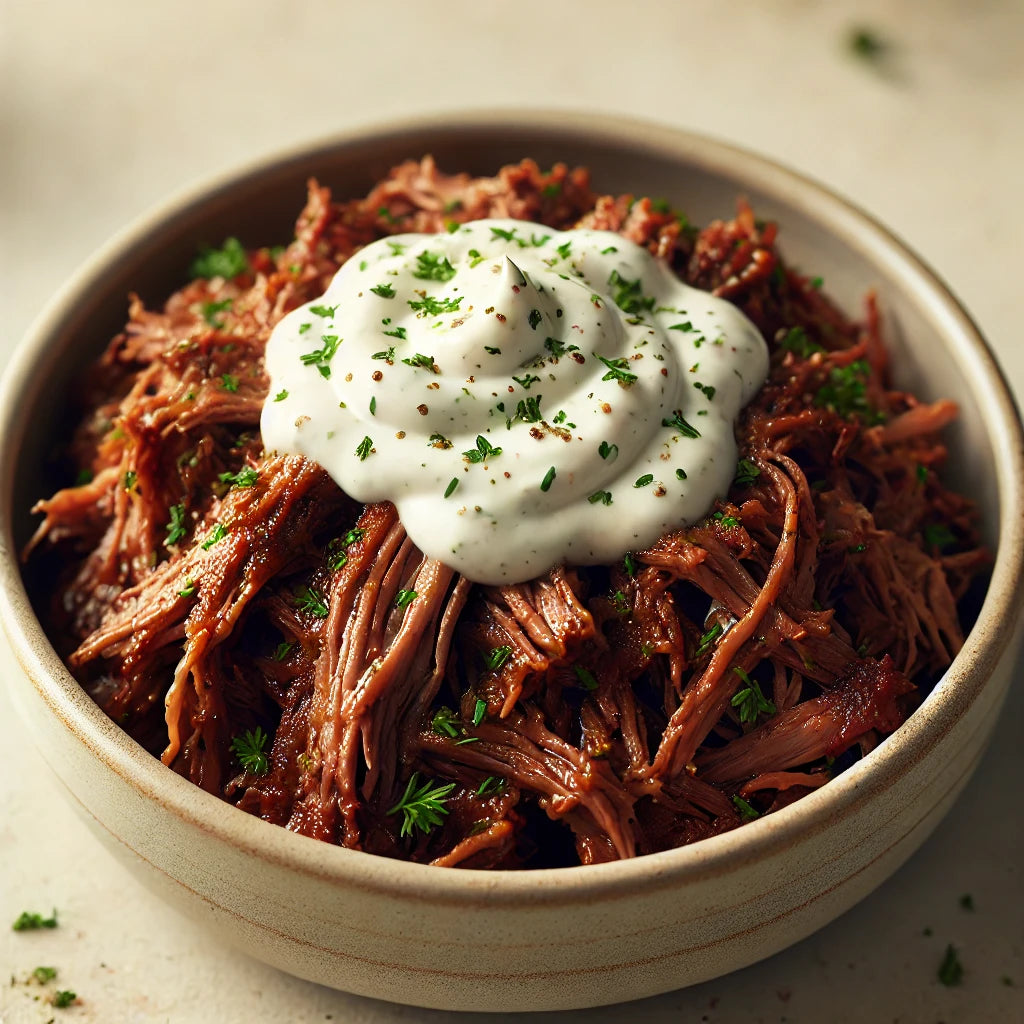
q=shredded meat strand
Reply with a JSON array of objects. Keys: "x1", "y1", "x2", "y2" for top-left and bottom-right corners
[{"x1": 25, "y1": 157, "x2": 986, "y2": 867}]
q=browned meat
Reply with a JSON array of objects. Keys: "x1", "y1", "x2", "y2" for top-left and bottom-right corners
[{"x1": 25, "y1": 158, "x2": 986, "y2": 867}]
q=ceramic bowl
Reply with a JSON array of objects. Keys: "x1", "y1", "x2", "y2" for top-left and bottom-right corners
[{"x1": 1, "y1": 113, "x2": 1022, "y2": 1012}]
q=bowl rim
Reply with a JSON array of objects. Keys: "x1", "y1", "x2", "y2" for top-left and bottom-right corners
[{"x1": 2, "y1": 108, "x2": 1022, "y2": 908}]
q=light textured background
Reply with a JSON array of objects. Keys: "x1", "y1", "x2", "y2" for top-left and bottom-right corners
[{"x1": 1, "y1": 1, "x2": 1022, "y2": 1021}]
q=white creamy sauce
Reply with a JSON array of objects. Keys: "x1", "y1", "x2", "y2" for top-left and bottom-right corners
[{"x1": 261, "y1": 220, "x2": 768, "y2": 584}]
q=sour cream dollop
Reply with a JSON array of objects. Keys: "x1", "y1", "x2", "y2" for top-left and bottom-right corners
[{"x1": 262, "y1": 220, "x2": 768, "y2": 584}]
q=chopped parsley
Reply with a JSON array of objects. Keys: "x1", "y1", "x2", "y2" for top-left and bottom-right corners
[
  {"x1": 370, "y1": 283, "x2": 396, "y2": 298},
  {"x1": 731, "y1": 667, "x2": 776, "y2": 724},
  {"x1": 486, "y1": 645, "x2": 513, "y2": 671},
  {"x1": 301, "y1": 335, "x2": 341, "y2": 377},
  {"x1": 219, "y1": 374, "x2": 240, "y2": 392},
  {"x1": 413, "y1": 251, "x2": 457, "y2": 282},
  {"x1": 401, "y1": 352, "x2": 436, "y2": 370},
  {"x1": 528, "y1": 308, "x2": 543, "y2": 330},
  {"x1": 189, "y1": 237, "x2": 249, "y2": 280},
  {"x1": 596, "y1": 355, "x2": 638, "y2": 385},
  {"x1": 431, "y1": 707, "x2": 462, "y2": 739},
  {"x1": 573, "y1": 665, "x2": 598, "y2": 691},
  {"x1": 201, "y1": 298, "x2": 232, "y2": 328},
  {"x1": 395, "y1": 588, "x2": 417, "y2": 608},
  {"x1": 634, "y1": 474, "x2": 654, "y2": 488},
  {"x1": 938, "y1": 944, "x2": 964, "y2": 987},
  {"x1": 273, "y1": 389, "x2": 289, "y2": 402},
  {"x1": 200, "y1": 522, "x2": 228, "y2": 550},
  {"x1": 122, "y1": 469, "x2": 137, "y2": 491},
  {"x1": 33, "y1": 966, "x2": 58, "y2": 983},
  {"x1": 544, "y1": 336, "x2": 578, "y2": 359},
  {"x1": 383, "y1": 325, "x2": 408, "y2": 341},
  {"x1": 295, "y1": 584, "x2": 329, "y2": 618},
  {"x1": 848, "y1": 26, "x2": 887, "y2": 63},
  {"x1": 408, "y1": 295, "x2": 462, "y2": 315},
  {"x1": 309, "y1": 303, "x2": 338, "y2": 319},
  {"x1": 588, "y1": 490, "x2": 613, "y2": 505},
  {"x1": 218, "y1": 467, "x2": 259, "y2": 488},
  {"x1": 53, "y1": 990, "x2": 77, "y2": 1009},
  {"x1": 732, "y1": 795, "x2": 760, "y2": 821},
  {"x1": 662, "y1": 410, "x2": 701, "y2": 438},
  {"x1": 463, "y1": 435, "x2": 502, "y2": 463},
  {"x1": 540, "y1": 466, "x2": 556, "y2": 492},
  {"x1": 735, "y1": 458, "x2": 761, "y2": 486},
  {"x1": 608, "y1": 269, "x2": 655, "y2": 315},
  {"x1": 694, "y1": 622, "x2": 723, "y2": 659},
  {"x1": 178, "y1": 579, "x2": 196, "y2": 598},
  {"x1": 355, "y1": 436, "x2": 374, "y2": 461},
  {"x1": 511, "y1": 395, "x2": 543, "y2": 424},
  {"x1": 598, "y1": 441, "x2": 618, "y2": 460},
  {"x1": 372, "y1": 347, "x2": 396, "y2": 362},
  {"x1": 512, "y1": 373, "x2": 540, "y2": 390},
  {"x1": 444, "y1": 477, "x2": 459, "y2": 498},
  {"x1": 12, "y1": 909, "x2": 58, "y2": 931},
  {"x1": 230, "y1": 727, "x2": 270, "y2": 775},
  {"x1": 477, "y1": 776, "x2": 504, "y2": 797},
  {"x1": 780, "y1": 325, "x2": 823, "y2": 358},
  {"x1": 815, "y1": 360, "x2": 883, "y2": 422},
  {"x1": 388, "y1": 773, "x2": 456, "y2": 837},
  {"x1": 472, "y1": 698, "x2": 487, "y2": 727},
  {"x1": 273, "y1": 641, "x2": 294, "y2": 661},
  {"x1": 923, "y1": 523, "x2": 956, "y2": 551}
]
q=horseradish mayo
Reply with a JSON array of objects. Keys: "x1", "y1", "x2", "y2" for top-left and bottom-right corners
[{"x1": 262, "y1": 220, "x2": 768, "y2": 584}]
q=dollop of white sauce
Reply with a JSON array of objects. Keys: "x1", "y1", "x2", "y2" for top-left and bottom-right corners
[{"x1": 261, "y1": 220, "x2": 768, "y2": 584}]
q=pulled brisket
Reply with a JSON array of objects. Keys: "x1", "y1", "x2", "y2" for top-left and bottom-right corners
[{"x1": 26, "y1": 158, "x2": 986, "y2": 868}]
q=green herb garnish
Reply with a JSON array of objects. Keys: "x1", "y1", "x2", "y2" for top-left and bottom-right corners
[
  {"x1": 732, "y1": 795, "x2": 760, "y2": 821},
  {"x1": 388, "y1": 773, "x2": 456, "y2": 837},
  {"x1": 938, "y1": 944, "x2": 964, "y2": 987},
  {"x1": 731, "y1": 667, "x2": 776, "y2": 724},
  {"x1": 463, "y1": 435, "x2": 502, "y2": 464},
  {"x1": 408, "y1": 295, "x2": 462, "y2": 315},
  {"x1": 661, "y1": 410, "x2": 701, "y2": 438},
  {"x1": 596, "y1": 355, "x2": 638, "y2": 385},
  {"x1": 573, "y1": 665, "x2": 598, "y2": 691},
  {"x1": 200, "y1": 522, "x2": 227, "y2": 550},
  {"x1": 12, "y1": 910, "x2": 58, "y2": 931},
  {"x1": 189, "y1": 237, "x2": 249, "y2": 280},
  {"x1": 230, "y1": 727, "x2": 270, "y2": 775},
  {"x1": 486, "y1": 645, "x2": 513, "y2": 671},
  {"x1": 201, "y1": 298, "x2": 232, "y2": 328},
  {"x1": 472, "y1": 698, "x2": 487, "y2": 727},
  {"x1": 413, "y1": 251, "x2": 457, "y2": 282},
  {"x1": 218, "y1": 467, "x2": 259, "y2": 488},
  {"x1": 295, "y1": 584, "x2": 329, "y2": 618},
  {"x1": 608, "y1": 269, "x2": 655, "y2": 315}
]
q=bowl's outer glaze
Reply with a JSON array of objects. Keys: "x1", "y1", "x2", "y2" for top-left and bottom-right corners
[{"x1": 2, "y1": 112, "x2": 1022, "y2": 1011}]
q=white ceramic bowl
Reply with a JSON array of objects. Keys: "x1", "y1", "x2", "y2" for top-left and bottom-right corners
[{"x1": 2, "y1": 113, "x2": 1022, "y2": 1012}]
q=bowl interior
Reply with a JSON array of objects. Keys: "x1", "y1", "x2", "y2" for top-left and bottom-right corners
[{"x1": 2, "y1": 113, "x2": 1021, "y2": 894}]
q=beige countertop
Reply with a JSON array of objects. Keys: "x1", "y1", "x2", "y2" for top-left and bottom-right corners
[{"x1": 2, "y1": 1, "x2": 1022, "y2": 1021}]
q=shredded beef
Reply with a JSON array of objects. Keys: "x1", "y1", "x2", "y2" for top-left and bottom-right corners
[{"x1": 25, "y1": 158, "x2": 987, "y2": 867}]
